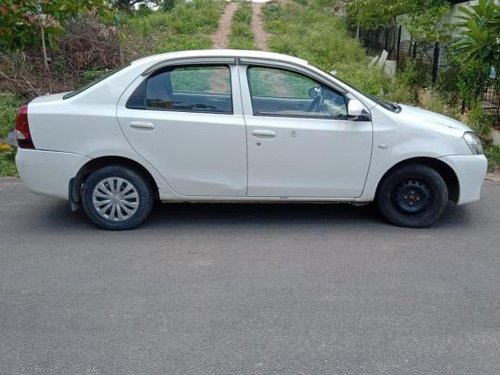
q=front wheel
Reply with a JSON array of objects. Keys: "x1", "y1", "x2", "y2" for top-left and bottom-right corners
[
  {"x1": 376, "y1": 164, "x2": 448, "y2": 228},
  {"x1": 82, "y1": 166, "x2": 154, "y2": 230}
]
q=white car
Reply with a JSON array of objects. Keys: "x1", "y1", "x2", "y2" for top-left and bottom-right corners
[{"x1": 15, "y1": 49, "x2": 487, "y2": 230}]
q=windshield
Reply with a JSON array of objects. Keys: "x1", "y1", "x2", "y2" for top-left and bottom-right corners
[{"x1": 63, "y1": 67, "x2": 126, "y2": 99}]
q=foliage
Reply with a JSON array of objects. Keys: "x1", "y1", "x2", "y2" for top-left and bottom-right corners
[
  {"x1": 0, "y1": 92, "x2": 21, "y2": 139},
  {"x1": 0, "y1": 11, "x2": 122, "y2": 97},
  {"x1": 452, "y1": 0, "x2": 500, "y2": 69},
  {"x1": 383, "y1": 62, "x2": 419, "y2": 103},
  {"x1": 455, "y1": 59, "x2": 490, "y2": 107},
  {"x1": 229, "y1": 1, "x2": 255, "y2": 50},
  {"x1": 0, "y1": 0, "x2": 108, "y2": 51},
  {"x1": 468, "y1": 104, "x2": 494, "y2": 140},
  {"x1": 485, "y1": 144, "x2": 500, "y2": 172},
  {"x1": 467, "y1": 104, "x2": 500, "y2": 171},
  {"x1": 161, "y1": 0, "x2": 177, "y2": 11},
  {"x1": 0, "y1": 149, "x2": 17, "y2": 177},
  {"x1": 122, "y1": 0, "x2": 222, "y2": 58},
  {"x1": 262, "y1": 1, "x2": 392, "y2": 95},
  {"x1": 0, "y1": 92, "x2": 22, "y2": 176},
  {"x1": 347, "y1": 0, "x2": 413, "y2": 29},
  {"x1": 403, "y1": 3, "x2": 452, "y2": 43}
]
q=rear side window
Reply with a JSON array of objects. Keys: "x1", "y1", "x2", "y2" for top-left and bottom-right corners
[{"x1": 126, "y1": 65, "x2": 232, "y2": 114}]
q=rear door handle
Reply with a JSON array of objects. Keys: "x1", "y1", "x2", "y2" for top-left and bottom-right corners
[
  {"x1": 129, "y1": 121, "x2": 155, "y2": 129},
  {"x1": 252, "y1": 129, "x2": 276, "y2": 138}
]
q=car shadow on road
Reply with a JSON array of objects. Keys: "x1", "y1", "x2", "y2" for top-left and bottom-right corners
[{"x1": 26, "y1": 198, "x2": 472, "y2": 234}]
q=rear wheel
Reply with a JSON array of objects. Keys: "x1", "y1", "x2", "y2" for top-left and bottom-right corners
[
  {"x1": 82, "y1": 166, "x2": 153, "y2": 230},
  {"x1": 376, "y1": 164, "x2": 448, "y2": 228}
]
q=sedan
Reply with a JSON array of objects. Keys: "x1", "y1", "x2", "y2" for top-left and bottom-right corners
[{"x1": 15, "y1": 49, "x2": 487, "y2": 229}]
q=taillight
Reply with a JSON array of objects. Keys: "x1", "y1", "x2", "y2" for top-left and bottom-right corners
[{"x1": 15, "y1": 104, "x2": 35, "y2": 149}]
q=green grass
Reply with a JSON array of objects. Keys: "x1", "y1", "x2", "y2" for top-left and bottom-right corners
[
  {"x1": 0, "y1": 92, "x2": 21, "y2": 176},
  {"x1": 229, "y1": 1, "x2": 256, "y2": 50},
  {"x1": 123, "y1": 0, "x2": 223, "y2": 58},
  {"x1": 262, "y1": 1, "x2": 391, "y2": 96}
]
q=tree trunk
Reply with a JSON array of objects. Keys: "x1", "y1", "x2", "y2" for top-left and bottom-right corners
[{"x1": 40, "y1": 23, "x2": 53, "y2": 93}]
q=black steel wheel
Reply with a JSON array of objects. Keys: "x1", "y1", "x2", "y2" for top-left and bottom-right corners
[
  {"x1": 376, "y1": 164, "x2": 448, "y2": 228},
  {"x1": 82, "y1": 166, "x2": 154, "y2": 230}
]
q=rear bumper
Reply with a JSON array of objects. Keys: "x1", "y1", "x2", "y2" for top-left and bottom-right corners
[
  {"x1": 16, "y1": 149, "x2": 90, "y2": 200},
  {"x1": 439, "y1": 154, "x2": 488, "y2": 205}
]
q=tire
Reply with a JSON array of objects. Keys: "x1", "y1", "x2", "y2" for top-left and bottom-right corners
[
  {"x1": 376, "y1": 164, "x2": 448, "y2": 228},
  {"x1": 81, "y1": 165, "x2": 154, "y2": 230}
]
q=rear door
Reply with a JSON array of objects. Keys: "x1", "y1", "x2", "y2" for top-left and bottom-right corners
[{"x1": 117, "y1": 63, "x2": 247, "y2": 197}]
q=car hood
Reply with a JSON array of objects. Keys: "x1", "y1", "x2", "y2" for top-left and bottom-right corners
[{"x1": 398, "y1": 104, "x2": 471, "y2": 133}]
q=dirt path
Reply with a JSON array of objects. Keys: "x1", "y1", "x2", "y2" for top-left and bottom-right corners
[
  {"x1": 251, "y1": 2, "x2": 270, "y2": 51},
  {"x1": 212, "y1": 2, "x2": 238, "y2": 49}
]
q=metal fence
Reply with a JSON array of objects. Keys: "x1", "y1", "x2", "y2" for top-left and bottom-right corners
[
  {"x1": 358, "y1": 26, "x2": 447, "y2": 83},
  {"x1": 357, "y1": 25, "x2": 499, "y2": 125}
]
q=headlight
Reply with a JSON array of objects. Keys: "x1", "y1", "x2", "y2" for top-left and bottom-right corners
[{"x1": 463, "y1": 132, "x2": 483, "y2": 155}]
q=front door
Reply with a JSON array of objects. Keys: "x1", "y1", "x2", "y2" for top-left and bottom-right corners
[
  {"x1": 117, "y1": 64, "x2": 247, "y2": 197},
  {"x1": 240, "y1": 65, "x2": 372, "y2": 198}
]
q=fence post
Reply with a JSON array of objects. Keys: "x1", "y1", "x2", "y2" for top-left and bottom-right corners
[
  {"x1": 396, "y1": 25, "x2": 402, "y2": 68},
  {"x1": 384, "y1": 28, "x2": 389, "y2": 52},
  {"x1": 412, "y1": 42, "x2": 417, "y2": 60},
  {"x1": 432, "y1": 42, "x2": 440, "y2": 84}
]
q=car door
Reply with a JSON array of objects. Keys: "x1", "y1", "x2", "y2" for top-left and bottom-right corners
[
  {"x1": 117, "y1": 63, "x2": 247, "y2": 197},
  {"x1": 239, "y1": 64, "x2": 373, "y2": 198}
]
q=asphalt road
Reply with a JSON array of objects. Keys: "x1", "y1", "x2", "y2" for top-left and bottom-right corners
[{"x1": 1, "y1": 178, "x2": 499, "y2": 375}]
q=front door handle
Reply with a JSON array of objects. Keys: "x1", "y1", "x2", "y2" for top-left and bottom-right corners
[
  {"x1": 129, "y1": 121, "x2": 155, "y2": 129},
  {"x1": 252, "y1": 129, "x2": 276, "y2": 138}
]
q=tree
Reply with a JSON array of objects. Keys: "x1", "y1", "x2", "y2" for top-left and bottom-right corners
[
  {"x1": 0, "y1": 0, "x2": 107, "y2": 92},
  {"x1": 347, "y1": 0, "x2": 452, "y2": 42},
  {"x1": 347, "y1": 0, "x2": 415, "y2": 31},
  {"x1": 0, "y1": 0, "x2": 107, "y2": 52},
  {"x1": 403, "y1": 1, "x2": 452, "y2": 44},
  {"x1": 452, "y1": 0, "x2": 500, "y2": 69}
]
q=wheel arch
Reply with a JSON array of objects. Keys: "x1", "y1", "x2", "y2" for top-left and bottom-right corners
[
  {"x1": 376, "y1": 157, "x2": 460, "y2": 203},
  {"x1": 70, "y1": 156, "x2": 160, "y2": 206}
]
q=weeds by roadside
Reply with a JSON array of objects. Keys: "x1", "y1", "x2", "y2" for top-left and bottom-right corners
[{"x1": 0, "y1": 93, "x2": 21, "y2": 176}]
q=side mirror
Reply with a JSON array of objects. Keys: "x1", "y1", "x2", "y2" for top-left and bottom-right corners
[
  {"x1": 308, "y1": 86, "x2": 322, "y2": 99},
  {"x1": 347, "y1": 99, "x2": 370, "y2": 121}
]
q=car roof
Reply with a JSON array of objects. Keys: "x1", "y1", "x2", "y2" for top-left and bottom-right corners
[{"x1": 131, "y1": 49, "x2": 309, "y2": 67}]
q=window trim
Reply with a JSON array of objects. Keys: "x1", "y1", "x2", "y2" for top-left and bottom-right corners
[{"x1": 126, "y1": 64, "x2": 234, "y2": 115}]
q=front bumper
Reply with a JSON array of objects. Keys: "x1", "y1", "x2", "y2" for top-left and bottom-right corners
[
  {"x1": 16, "y1": 149, "x2": 90, "y2": 200},
  {"x1": 439, "y1": 154, "x2": 488, "y2": 205}
]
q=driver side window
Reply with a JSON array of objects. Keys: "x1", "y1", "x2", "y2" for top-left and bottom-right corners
[{"x1": 246, "y1": 66, "x2": 347, "y2": 119}]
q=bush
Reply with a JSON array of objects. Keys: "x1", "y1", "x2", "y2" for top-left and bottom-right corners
[
  {"x1": 0, "y1": 93, "x2": 21, "y2": 139},
  {"x1": 0, "y1": 92, "x2": 21, "y2": 176},
  {"x1": 467, "y1": 104, "x2": 500, "y2": 171}
]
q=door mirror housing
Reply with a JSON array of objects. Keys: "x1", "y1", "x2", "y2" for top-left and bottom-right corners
[
  {"x1": 347, "y1": 99, "x2": 370, "y2": 121},
  {"x1": 308, "y1": 86, "x2": 322, "y2": 99}
]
